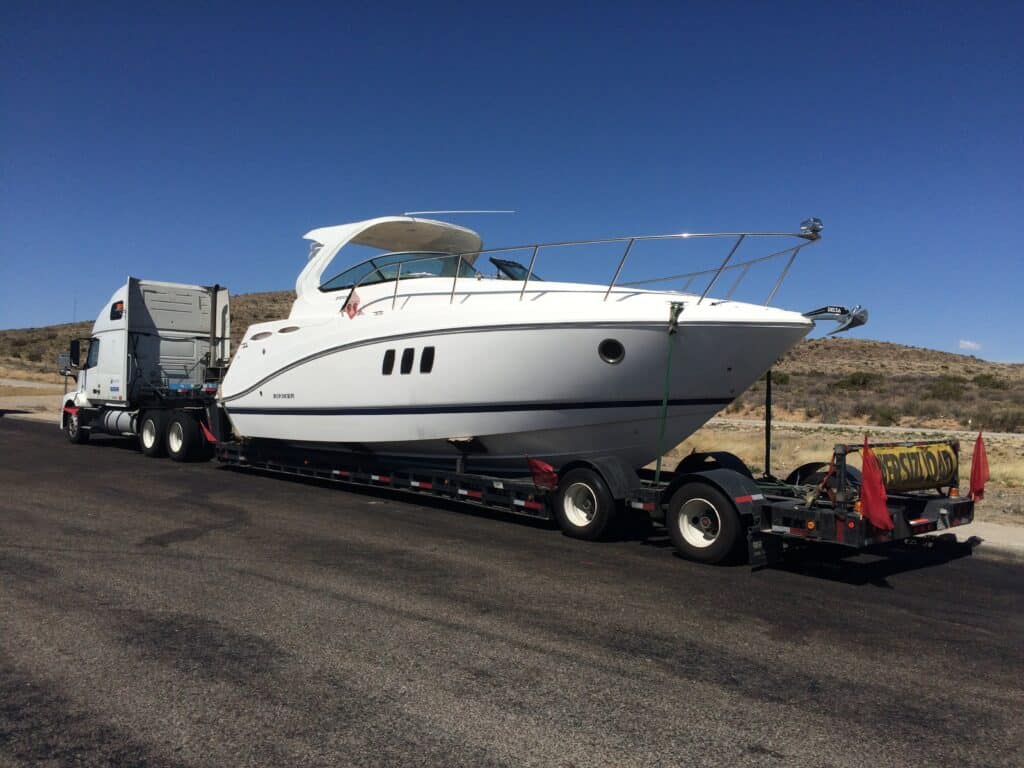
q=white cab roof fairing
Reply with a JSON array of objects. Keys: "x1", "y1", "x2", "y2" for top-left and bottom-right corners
[{"x1": 294, "y1": 216, "x2": 484, "y2": 304}]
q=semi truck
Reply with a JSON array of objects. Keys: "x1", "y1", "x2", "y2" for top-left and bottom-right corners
[
  {"x1": 59, "y1": 278, "x2": 979, "y2": 567},
  {"x1": 60, "y1": 278, "x2": 229, "y2": 460}
]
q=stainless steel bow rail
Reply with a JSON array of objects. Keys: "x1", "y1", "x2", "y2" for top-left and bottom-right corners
[{"x1": 345, "y1": 218, "x2": 825, "y2": 311}]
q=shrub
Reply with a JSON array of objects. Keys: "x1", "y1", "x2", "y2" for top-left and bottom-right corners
[
  {"x1": 925, "y1": 376, "x2": 966, "y2": 401},
  {"x1": 965, "y1": 408, "x2": 1024, "y2": 433},
  {"x1": 829, "y1": 371, "x2": 883, "y2": 391},
  {"x1": 972, "y1": 373, "x2": 1008, "y2": 390},
  {"x1": 770, "y1": 371, "x2": 790, "y2": 385},
  {"x1": 871, "y1": 405, "x2": 899, "y2": 426}
]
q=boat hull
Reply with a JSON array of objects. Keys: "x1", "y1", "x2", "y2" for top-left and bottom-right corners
[{"x1": 221, "y1": 320, "x2": 808, "y2": 472}]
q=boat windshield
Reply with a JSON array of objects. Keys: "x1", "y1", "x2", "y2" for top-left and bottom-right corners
[
  {"x1": 319, "y1": 251, "x2": 480, "y2": 292},
  {"x1": 490, "y1": 257, "x2": 543, "y2": 281}
]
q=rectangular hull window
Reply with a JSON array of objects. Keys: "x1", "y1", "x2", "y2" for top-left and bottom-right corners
[
  {"x1": 420, "y1": 346, "x2": 435, "y2": 373},
  {"x1": 400, "y1": 348, "x2": 414, "y2": 374},
  {"x1": 382, "y1": 349, "x2": 395, "y2": 375}
]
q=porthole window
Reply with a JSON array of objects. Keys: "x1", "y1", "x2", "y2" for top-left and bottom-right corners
[
  {"x1": 420, "y1": 346, "x2": 435, "y2": 373},
  {"x1": 278, "y1": 326, "x2": 300, "y2": 334},
  {"x1": 598, "y1": 338, "x2": 625, "y2": 365},
  {"x1": 251, "y1": 331, "x2": 273, "y2": 341},
  {"x1": 382, "y1": 349, "x2": 395, "y2": 375},
  {"x1": 400, "y1": 348, "x2": 414, "y2": 374}
]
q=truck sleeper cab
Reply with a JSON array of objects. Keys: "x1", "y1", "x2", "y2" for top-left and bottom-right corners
[{"x1": 60, "y1": 277, "x2": 229, "y2": 461}]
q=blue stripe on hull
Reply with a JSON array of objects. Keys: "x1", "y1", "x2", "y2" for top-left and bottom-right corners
[{"x1": 225, "y1": 397, "x2": 734, "y2": 417}]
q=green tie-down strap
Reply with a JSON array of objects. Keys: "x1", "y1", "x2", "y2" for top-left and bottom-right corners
[{"x1": 655, "y1": 302, "x2": 686, "y2": 484}]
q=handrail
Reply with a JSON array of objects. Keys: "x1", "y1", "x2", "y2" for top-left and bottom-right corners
[{"x1": 340, "y1": 220, "x2": 822, "y2": 313}]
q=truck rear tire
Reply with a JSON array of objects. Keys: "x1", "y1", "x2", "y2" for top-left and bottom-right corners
[
  {"x1": 166, "y1": 411, "x2": 199, "y2": 462},
  {"x1": 554, "y1": 467, "x2": 618, "y2": 541},
  {"x1": 64, "y1": 410, "x2": 89, "y2": 445},
  {"x1": 139, "y1": 411, "x2": 167, "y2": 457},
  {"x1": 666, "y1": 482, "x2": 744, "y2": 564}
]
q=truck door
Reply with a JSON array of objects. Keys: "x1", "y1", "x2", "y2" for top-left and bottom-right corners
[{"x1": 95, "y1": 330, "x2": 126, "y2": 402}]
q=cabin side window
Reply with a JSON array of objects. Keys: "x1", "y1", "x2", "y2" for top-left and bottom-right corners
[
  {"x1": 109, "y1": 301, "x2": 124, "y2": 320},
  {"x1": 400, "y1": 348, "x2": 414, "y2": 375},
  {"x1": 420, "y1": 346, "x2": 435, "y2": 373},
  {"x1": 84, "y1": 339, "x2": 100, "y2": 369},
  {"x1": 382, "y1": 349, "x2": 395, "y2": 375}
]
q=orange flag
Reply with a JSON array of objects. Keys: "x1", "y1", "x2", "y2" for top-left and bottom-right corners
[
  {"x1": 860, "y1": 436, "x2": 893, "y2": 530},
  {"x1": 970, "y1": 432, "x2": 989, "y2": 500}
]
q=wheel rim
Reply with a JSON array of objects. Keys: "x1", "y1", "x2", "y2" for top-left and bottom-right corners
[
  {"x1": 168, "y1": 421, "x2": 183, "y2": 454},
  {"x1": 677, "y1": 498, "x2": 721, "y2": 549},
  {"x1": 142, "y1": 419, "x2": 156, "y2": 448},
  {"x1": 67, "y1": 414, "x2": 79, "y2": 438},
  {"x1": 563, "y1": 482, "x2": 598, "y2": 528}
]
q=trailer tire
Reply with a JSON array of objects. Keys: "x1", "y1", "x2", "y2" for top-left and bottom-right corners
[
  {"x1": 166, "y1": 411, "x2": 199, "y2": 462},
  {"x1": 64, "y1": 410, "x2": 89, "y2": 445},
  {"x1": 554, "y1": 468, "x2": 618, "y2": 541},
  {"x1": 666, "y1": 482, "x2": 743, "y2": 564},
  {"x1": 139, "y1": 411, "x2": 167, "y2": 457}
]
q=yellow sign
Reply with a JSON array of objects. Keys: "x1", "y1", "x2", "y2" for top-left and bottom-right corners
[{"x1": 872, "y1": 443, "x2": 958, "y2": 492}]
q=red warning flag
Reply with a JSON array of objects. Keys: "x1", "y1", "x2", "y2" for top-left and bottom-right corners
[
  {"x1": 860, "y1": 436, "x2": 893, "y2": 530},
  {"x1": 970, "y1": 432, "x2": 989, "y2": 500},
  {"x1": 343, "y1": 289, "x2": 361, "y2": 319}
]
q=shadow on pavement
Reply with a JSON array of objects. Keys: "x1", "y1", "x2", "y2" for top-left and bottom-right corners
[{"x1": 763, "y1": 534, "x2": 982, "y2": 587}]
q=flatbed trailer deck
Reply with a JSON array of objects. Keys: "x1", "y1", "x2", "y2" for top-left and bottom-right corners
[{"x1": 212, "y1": 424, "x2": 976, "y2": 568}]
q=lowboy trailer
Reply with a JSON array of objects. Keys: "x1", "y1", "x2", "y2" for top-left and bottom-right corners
[
  {"x1": 205, "y1": 398, "x2": 977, "y2": 568},
  {"x1": 60, "y1": 278, "x2": 976, "y2": 567}
]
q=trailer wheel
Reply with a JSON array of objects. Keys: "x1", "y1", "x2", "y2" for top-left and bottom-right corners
[
  {"x1": 139, "y1": 411, "x2": 167, "y2": 457},
  {"x1": 166, "y1": 411, "x2": 199, "y2": 462},
  {"x1": 64, "y1": 410, "x2": 89, "y2": 445},
  {"x1": 554, "y1": 468, "x2": 617, "y2": 540},
  {"x1": 666, "y1": 482, "x2": 743, "y2": 564}
]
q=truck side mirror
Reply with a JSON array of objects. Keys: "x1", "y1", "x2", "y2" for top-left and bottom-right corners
[{"x1": 69, "y1": 339, "x2": 81, "y2": 368}]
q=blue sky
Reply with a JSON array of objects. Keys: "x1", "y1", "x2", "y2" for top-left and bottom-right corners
[{"x1": 2, "y1": 2, "x2": 1021, "y2": 360}]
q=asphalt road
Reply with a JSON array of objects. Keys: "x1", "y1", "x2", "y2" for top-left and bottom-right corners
[{"x1": 1, "y1": 418, "x2": 1022, "y2": 768}]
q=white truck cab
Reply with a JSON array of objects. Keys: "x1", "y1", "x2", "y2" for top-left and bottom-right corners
[{"x1": 61, "y1": 278, "x2": 229, "y2": 460}]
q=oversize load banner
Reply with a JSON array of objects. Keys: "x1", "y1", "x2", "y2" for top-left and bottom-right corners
[{"x1": 872, "y1": 443, "x2": 958, "y2": 492}]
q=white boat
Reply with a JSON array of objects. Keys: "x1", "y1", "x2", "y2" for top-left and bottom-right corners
[{"x1": 219, "y1": 215, "x2": 858, "y2": 473}]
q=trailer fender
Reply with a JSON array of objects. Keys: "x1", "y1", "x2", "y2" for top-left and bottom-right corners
[
  {"x1": 559, "y1": 456, "x2": 640, "y2": 500},
  {"x1": 662, "y1": 467, "x2": 765, "y2": 525}
]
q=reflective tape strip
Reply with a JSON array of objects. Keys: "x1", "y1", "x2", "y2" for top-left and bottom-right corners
[{"x1": 410, "y1": 480, "x2": 432, "y2": 490}]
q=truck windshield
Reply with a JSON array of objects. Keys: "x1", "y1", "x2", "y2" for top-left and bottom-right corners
[{"x1": 320, "y1": 251, "x2": 479, "y2": 292}]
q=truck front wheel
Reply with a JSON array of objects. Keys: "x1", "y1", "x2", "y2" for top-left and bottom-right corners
[
  {"x1": 64, "y1": 409, "x2": 89, "y2": 445},
  {"x1": 666, "y1": 482, "x2": 744, "y2": 564},
  {"x1": 139, "y1": 411, "x2": 167, "y2": 457},
  {"x1": 166, "y1": 411, "x2": 199, "y2": 462}
]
